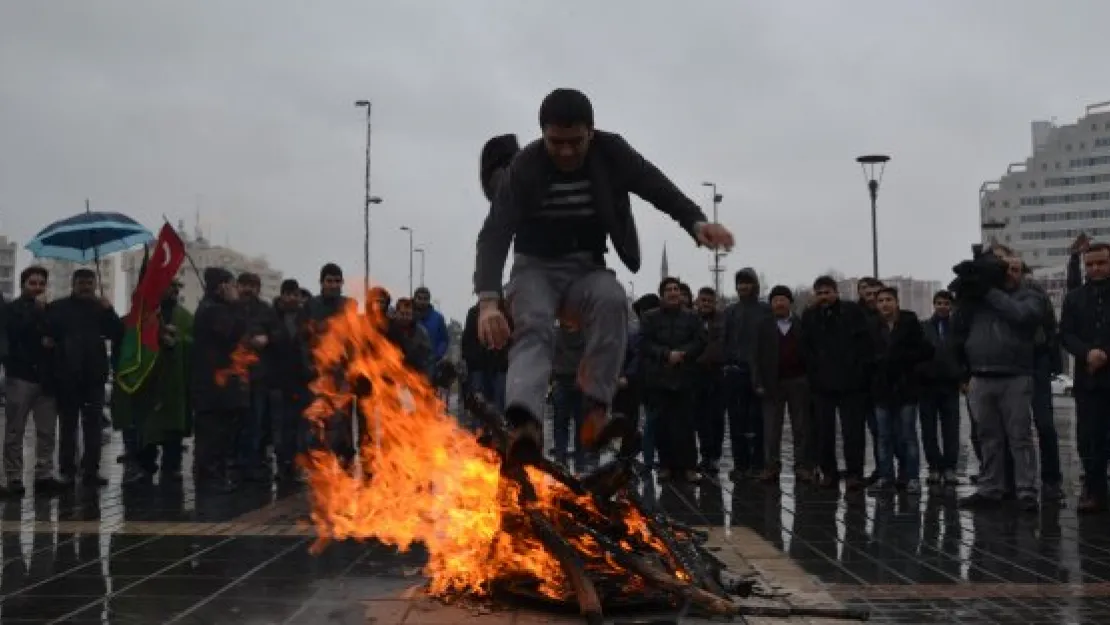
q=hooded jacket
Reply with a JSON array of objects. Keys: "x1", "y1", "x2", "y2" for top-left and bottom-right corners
[
  {"x1": 418, "y1": 305, "x2": 449, "y2": 362},
  {"x1": 473, "y1": 130, "x2": 708, "y2": 296},
  {"x1": 954, "y1": 285, "x2": 1044, "y2": 377},
  {"x1": 722, "y1": 268, "x2": 771, "y2": 370}
]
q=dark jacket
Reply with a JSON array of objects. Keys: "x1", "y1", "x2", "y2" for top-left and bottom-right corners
[
  {"x1": 386, "y1": 319, "x2": 434, "y2": 375},
  {"x1": 639, "y1": 306, "x2": 706, "y2": 391},
  {"x1": 3, "y1": 295, "x2": 54, "y2": 389},
  {"x1": 870, "y1": 311, "x2": 934, "y2": 408},
  {"x1": 800, "y1": 299, "x2": 874, "y2": 393},
  {"x1": 1060, "y1": 279, "x2": 1110, "y2": 391},
  {"x1": 267, "y1": 298, "x2": 310, "y2": 391},
  {"x1": 0, "y1": 294, "x2": 8, "y2": 364},
  {"x1": 954, "y1": 286, "x2": 1043, "y2": 377},
  {"x1": 918, "y1": 314, "x2": 964, "y2": 386},
  {"x1": 722, "y1": 270, "x2": 771, "y2": 370},
  {"x1": 474, "y1": 130, "x2": 709, "y2": 295},
  {"x1": 46, "y1": 295, "x2": 124, "y2": 389},
  {"x1": 461, "y1": 302, "x2": 509, "y2": 374},
  {"x1": 695, "y1": 309, "x2": 726, "y2": 374},
  {"x1": 297, "y1": 294, "x2": 353, "y2": 385},
  {"x1": 753, "y1": 315, "x2": 806, "y2": 396},
  {"x1": 241, "y1": 296, "x2": 278, "y2": 383},
  {"x1": 1026, "y1": 280, "x2": 1064, "y2": 374},
  {"x1": 192, "y1": 293, "x2": 249, "y2": 412}
]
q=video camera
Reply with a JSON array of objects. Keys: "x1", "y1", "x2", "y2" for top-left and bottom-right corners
[{"x1": 947, "y1": 243, "x2": 1008, "y2": 303}]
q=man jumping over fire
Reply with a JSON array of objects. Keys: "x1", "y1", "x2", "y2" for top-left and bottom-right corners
[{"x1": 473, "y1": 88, "x2": 735, "y2": 465}]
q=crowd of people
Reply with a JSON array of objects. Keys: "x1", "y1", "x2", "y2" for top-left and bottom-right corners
[{"x1": 0, "y1": 261, "x2": 452, "y2": 496}]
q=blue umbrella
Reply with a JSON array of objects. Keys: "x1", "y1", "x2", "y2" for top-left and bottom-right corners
[{"x1": 26, "y1": 210, "x2": 154, "y2": 263}]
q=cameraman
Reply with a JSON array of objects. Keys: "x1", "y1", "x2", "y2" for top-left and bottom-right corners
[{"x1": 951, "y1": 245, "x2": 1044, "y2": 512}]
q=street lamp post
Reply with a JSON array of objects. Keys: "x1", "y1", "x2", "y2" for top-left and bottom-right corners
[
  {"x1": 856, "y1": 154, "x2": 891, "y2": 279},
  {"x1": 400, "y1": 226, "x2": 414, "y2": 295},
  {"x1": 354, "y1": 100, "x2": 383, "y2": 308},
  {"x1": 701, "y1": 181, "x2": 724, "y2": 295},
  {"x1": 414, "y1": 247, "x2": 426, "y2": 287}
]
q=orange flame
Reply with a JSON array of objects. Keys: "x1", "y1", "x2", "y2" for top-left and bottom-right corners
[
  {"x1": 292, "y1": 300, "x2": 675, "y2": 600},
  {"x1": 214, "y1": 344, "x2": 260, "y2": 387}
]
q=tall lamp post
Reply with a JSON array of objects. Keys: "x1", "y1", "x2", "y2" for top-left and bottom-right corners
[
  {"x1": 414, "y1": 247, "x2": 426, "y2": 287},
  {"x1": 355, "y1": 99, "x2": 382, "y2": 307},
  {"x1": 701, "y1": 181, "x2": 724, "y2": 295},
  {"x1": 400, "y1": 225, "x2": 414, "y2": 295},
  {"x1": 856, "y1": 154, "x2": 891, "y2": 279}
]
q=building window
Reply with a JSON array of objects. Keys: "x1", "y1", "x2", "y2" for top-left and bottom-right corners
[
  {"x1": 1003, "y1": 200, "x2": 1010, "y2": 208},
  {"x1": 989, "y1": 200, "x2": 996, "y2": 208},
  {"x1": 1056, "y1": 162, "x2": 1062, "y2": 169},
  {"x1": 1042, "y1": 163, "x2": 1048, "y2": 171},
  {"x1": 1067, "y1": 144, "x2": 1073, "y2": 151},
  {"x1": 1094, "y1": 123, "x2": 1100, "y2": 131},
  {"x1": 1016, "y1": 182, "x2": 1022, "y2": 189},
  {"x1": 1030, "y1": 181, "x2": 1037, "y2": 188}
]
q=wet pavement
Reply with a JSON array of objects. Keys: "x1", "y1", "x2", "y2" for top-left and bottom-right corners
[{"x1": 0, "y1": 397, "x2": 1107, "y2": 623}]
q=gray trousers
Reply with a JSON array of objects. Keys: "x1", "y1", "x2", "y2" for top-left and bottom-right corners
[
  {"x1": 968, "y1": 375, "x2": 1037, "y2": 498},
  {"x1": 3, "y1": 378, "x2": 58, "y2": 481},
  {"x1": 763, "y1": 376, "x2": 812, "y2": 469},
  {"x1": 505, "y1": 253, "x2": 628, "y2": 421}
]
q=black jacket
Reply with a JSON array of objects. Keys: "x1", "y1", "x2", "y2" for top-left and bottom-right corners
[
  {"x1": 752, "y1": 315, "x2": 806, "y2": 396},
  {"x1": 800, "y1": 299, "x2": 875, "y2": 394},
  {"x1": 241, "y1": 296, "x2": 279, "y2": 383},
  {"x1": 46, "y1": 295, "x2": 124, "y2": 389},
  {"x1": 461, "y1": 303, "x2": 509, "y2": 374},
  {"x1": 474, "y1": 130, "x2": 708, "y2": 295},
  {"x1": 1060, "y1": 279, "x2": 1110, "y2": 391},
  {"x1": 870, "y1": 311, "x2": 934, "y2": 408},
  {"x1": 3, "y1": 296, "x2": 54, "y2": 389},
  {"x1": 639, "y1": 306, "x2": 706, "y2": 392},
  {"x1": 266, "y1": 298, "x2": 311, "y2": 391},
  {"x1": 192, "y1": 294, "x2": 249, "y2": 412},
  {"x1": 918, "y1": 314, "x2": 964, "y2": 386}
]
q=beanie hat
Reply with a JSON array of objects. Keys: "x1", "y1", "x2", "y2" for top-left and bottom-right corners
[
  {"x1": 203, "y1": 267, "x2": 233, "y2": 294},
  {"x1": 280, "y1": 278, "x2": 300, "y2": 294},
  {"x1": 768, "y1": 285, "x2": 794, "y2": 302}
]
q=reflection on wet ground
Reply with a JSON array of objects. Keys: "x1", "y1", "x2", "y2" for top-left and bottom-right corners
[{"x1": 1, "y1": 398, "x2": 1108, "y2": 623}]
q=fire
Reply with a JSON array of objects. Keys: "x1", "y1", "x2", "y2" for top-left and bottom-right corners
[{"x1": 218, "y1": 298, "x2": 685, "y2": 603}]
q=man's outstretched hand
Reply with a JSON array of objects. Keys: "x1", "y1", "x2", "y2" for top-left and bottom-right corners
[
  {"x1": 695, "y1": 222, "x2": 735, "y2": 251},
  {"x1": 478, "y1": 299, "x2": 511, "y2": 350}
]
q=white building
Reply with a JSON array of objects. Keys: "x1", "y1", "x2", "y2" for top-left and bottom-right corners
[
  {"x1": 0, "y1": 235, "x2": 16, "y2": 299},
  {"x1": 836, "y1": 275, "x2": 942, "y2": 319},
  {"x1": 121, "y1": 221, "x2": 283, "y2": 312},
  {"x1": 980, "y1": 100, "x2": 1110, "y2": 307},
  {"x1": 33, "y1": 257, "x2": 116, "y2": 303}
]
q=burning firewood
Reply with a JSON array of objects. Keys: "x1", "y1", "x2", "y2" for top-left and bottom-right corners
[{"x1": 278, "y1": 300, "x2": 868, "y2": 623}]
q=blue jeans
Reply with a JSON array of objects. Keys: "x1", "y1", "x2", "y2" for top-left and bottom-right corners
[
  {"x1": 875, "y1": 404, "x2": 920, "y2": 482},
  {"x1": 238, "y1": 384, "x2": 269, "y2": 470},
  {"x1": 468, "y1": 370, "x2": 506, "y2": 413},
  {"x1": 552, "y1": 377, "x2": 596, "y2": 468}
]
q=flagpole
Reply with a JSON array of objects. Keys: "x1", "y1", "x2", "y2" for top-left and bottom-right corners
[{"x1": 162, "y1": 214, "x2": 205, "y2": 291}]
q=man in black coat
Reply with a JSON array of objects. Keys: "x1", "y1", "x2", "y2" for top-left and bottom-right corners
[
  {"x1": 473, "y1": 88, "x2": 734, "y2": 462},
  {"x1": 1060, "y1": 241, "x2": 1110, "y2": 513},
  {"x1": 192, "y1": 267, "x2": 249, "y2": 491},
  {"x1": 800, "y1": 275, "x2": 875, "y2": 491}
]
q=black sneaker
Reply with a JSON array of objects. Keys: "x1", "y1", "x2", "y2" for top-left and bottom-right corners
[
  {"x1": 83, "y1": 475, "x2": 109, "y2": 488},
  {"x1": 958, "y1": 492, "x2": 1002, "y2": 509},
  {"x1": 7, "y1": 481, "x2": 26, "y2": 496},
  {"x1": 1018, "y1": 495, "x2": 1039, "y2": 512},
  {"x1": 504, "y1": 406, "x2": 543, "y2": 466}
]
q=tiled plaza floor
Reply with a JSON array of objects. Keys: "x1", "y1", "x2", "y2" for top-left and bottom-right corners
[{"x1": 0, "y1": 397, "x2": 1105, "y2": 623}]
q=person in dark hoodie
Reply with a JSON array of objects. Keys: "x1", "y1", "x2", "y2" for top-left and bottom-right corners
[
  {"x1": 639, "y1": 277, "x2": 706, "y2": 482},
  {"x1": 2, "y1": 266, "x2": 65, "y2": 496},
  {"x1": 855, "y1": 277, "x2": 883, "y2": 484},
  {"x1": 461, "y1": 296, "x2": 510, "y2": 414},
  {"x1": 192, "y1": 267, "x2": 249, "y2": 491},
  {"x1": 472, "y1": 88, "x2": 734, "y2": 465},
  {"x1": 722, "y1": 268, "x2": 771, "y2": 480},
  {"x1": 268, "y1": 278, "x2": 310, "y2": 482},
  {"x1": 413, "y1": 287, "x2": 449, "y2": 378},
  {"x1": 917, "y1": 290, "x2": 964, "y2": 486},
  {"x1": 237, "y1": 271, "x2": 278, "y2": 482},
  {"x1": 693, "y1": 286, "x2": 726, "y2": 474},
  {"x1": 800, "y1": 275, "x2": 875, "y2": 491},
  {"x1": 867, "y1": 287, "x2": 933, "y2": 495},
  {"x1": 48, "y1": 268, "x2": 124, "y2": 488},
  {"x1": 614, "y1": 293, "x2": 659, "y2": 462},
  {"x1": 386, "y1": 297, "x2": 434, "y2": 376},
  {"x1": 298, "y1": 263, "x2": 356, "y2": 466}
]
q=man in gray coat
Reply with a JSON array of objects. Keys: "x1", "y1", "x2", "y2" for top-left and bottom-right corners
[
  {"x1": 473, "y1": 88, "x2": 734, "y2": 461},
  {"x1": 955, "y1": 247, "x2": 1044, "y2": 511}
]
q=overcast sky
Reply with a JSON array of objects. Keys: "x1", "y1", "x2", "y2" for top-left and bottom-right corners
[{"x1": 1, "y1": 1, "x2": 1107, "y2": 319}]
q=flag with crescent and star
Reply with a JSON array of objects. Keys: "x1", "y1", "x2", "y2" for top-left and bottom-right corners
[{"x1": 116, "y1": 223, "x2": 187, "y2": 394}]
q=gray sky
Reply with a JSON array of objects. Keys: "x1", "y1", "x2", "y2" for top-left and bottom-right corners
[{"x1": 1, "y1": 1, "x2": 1106, "y2": 319}]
